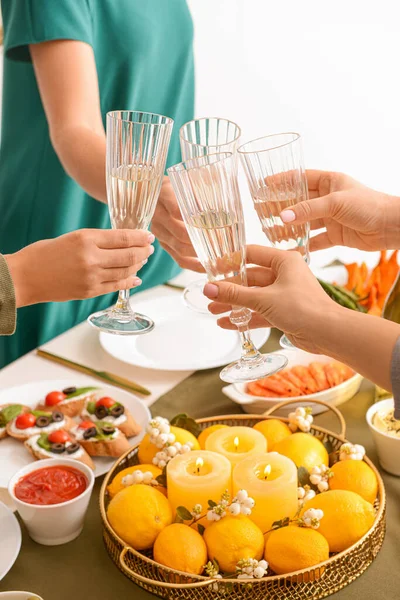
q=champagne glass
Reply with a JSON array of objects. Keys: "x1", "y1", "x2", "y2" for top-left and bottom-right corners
[
  {"x1": 168, "y1": 152, "x2": 288, "y2": 382},
  {"x1": 238, "y1": 133, "x2": 310, "y2": 349},
  {"x1": 88, "y1": 111, "x2": 173, "y2": 335},
  {"x1": 179, "y1": 117, "x2": 241, "y2": 313}
]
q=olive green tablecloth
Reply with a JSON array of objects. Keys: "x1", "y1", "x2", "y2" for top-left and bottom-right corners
[{"x1": 1, "y1": 331, "x2": 399, "y2": 599}]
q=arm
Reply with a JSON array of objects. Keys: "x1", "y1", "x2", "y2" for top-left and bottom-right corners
[
  {"x1": 203, "y1": 245, "x2": 400, "y2": 392},
  {"x1": 0, "y1": 255, "x2": 17, "y2": 335},
  {"x1": 4, "y1": 229, "x2": 154, "y2": 309},
  {"x1": 30, "y1": 40, "x2": 107, "y2": 203}
]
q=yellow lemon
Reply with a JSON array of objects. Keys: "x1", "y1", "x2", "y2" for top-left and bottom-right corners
[
  {"x1": 107, "y1": 485, "x2": 172, "y2": 550},
  {"x1": 300, "y1": 490, "x2": 375, "y2": 552},
  {"x1": 265, "y1": 526, "x2": 329, "y2": 577},
  {"x1": 107, "y1": 464, "x2": 162, "y2": 499},
  {"x1": 273, "y1": 432, "x2": 328, "y2": 470},
  {"x1": 138, "y1": 426, "x2": 201, "y2": 464},
  {"x1": 153, "y1": 524, "x2": 207, "y2": 575},
  {"x1": 253, "y1": 419, "x2": 292, "y2": 450},
  {"x1": 329, "y1": 460, "x2": 378, "y2": 504},
  {"x1": 198, "y1": 425, "x2": 228, "y2": 450},
  {"x1": 204, "y1": 515, "x2": 264, "y2": 573}
]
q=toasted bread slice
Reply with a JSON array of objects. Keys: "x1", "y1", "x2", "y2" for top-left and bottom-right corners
[
  {"x1": 117, "y1": 409, "x2": 142, "y2": 438},
  {"x1": 80, "y1": 432, "x2": 131, "y2": 458},
  {"x1": 6, "y1": 415, "x2": 74, "y2": 442},
  {"x1": 37, "y1": 392, "x2": 97, "y2": 418},
  {"x1": 24, "y1": 437, "x2": 95, "y2": 470},
  {"x1": 0, "y1": 404, "x2": 31, "y2": 440}
]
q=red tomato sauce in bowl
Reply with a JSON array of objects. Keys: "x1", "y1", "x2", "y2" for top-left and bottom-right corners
[{"x1": 14, "y1": 465, "x2": 87, "y2": 505}]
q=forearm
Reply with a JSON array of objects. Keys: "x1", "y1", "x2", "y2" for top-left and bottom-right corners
[
  {"x1": 51, "y1": 125, "x2": 107, "y2": 203},
  {"x1": 0, "y1": 255, "x2": 17, "y2": 335},
  {"x1": 311, "y1": 305, "x2": 399, "y2": 391}
]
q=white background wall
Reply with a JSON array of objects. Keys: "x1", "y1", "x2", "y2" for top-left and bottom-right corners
[{"x1": 188, "y1": 0, "x2": 400, "y2": 256}]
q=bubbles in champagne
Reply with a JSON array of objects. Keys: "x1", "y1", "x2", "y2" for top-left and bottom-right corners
[{"x1": 108, "y1": 164, "x2": 162, "y2": 230}]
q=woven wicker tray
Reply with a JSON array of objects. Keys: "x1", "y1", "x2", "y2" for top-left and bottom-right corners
[{"x1": 99, "y1": 398, "x2": 386, "y2": 599}]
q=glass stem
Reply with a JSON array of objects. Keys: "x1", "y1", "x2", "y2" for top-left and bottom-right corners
[
  {"x1": 230, "y1": 307, "x2": 262, "y2": 363},
  {"x1": 113, "y1": 289, "x2": 134, "y2": 316}
]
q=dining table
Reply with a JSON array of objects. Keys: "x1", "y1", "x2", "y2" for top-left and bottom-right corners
[{"x1": 0, "y1": 280, "x2": 399, "y2": 600}]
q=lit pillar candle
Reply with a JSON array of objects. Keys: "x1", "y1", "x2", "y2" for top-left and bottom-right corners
[
  {"x1": 233, "y1": 452, "x2": 298, "y2": 533},
  {"x1": 167, "y1": 450, "x2": 232, "y2": 527},
  {"x1": 205, "y1": 426, "x2": 267, "y2": 468}
]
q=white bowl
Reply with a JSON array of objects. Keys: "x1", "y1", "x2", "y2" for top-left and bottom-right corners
[
  {"x1": 223, "y1": 349, "x2": 363, "y2": 416},
  {"x1": 366, "y1": 398, "x2": 400, "y2": 476},
  {"x1": 8, "y1": 458, "x2": 94, "y2": 546},
  {"x1": 0, "y1": 593, "x2": 44, "y2": 600}
]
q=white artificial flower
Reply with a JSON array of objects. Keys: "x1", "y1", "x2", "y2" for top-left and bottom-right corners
[
  {"x1": 143, "y1": 471, "x2": 153, "y2": 484},
  {"x1": 253, "y1": 566, "x2": 265, "y2": 579},
  {"x1": 228, "y1": 502, "x2": 241, "y2": 516},
  {"x1": 318, "y1": 480, "x2": 329, "y2": 492},
  {"x1": 236, "y1": 490, "x2": 248, "y2": 503},
  {"x1": 310, "y1": 473, "x2": 322, "y2": 485},
  {"x1": 167, "y1": 445, "x2": 177, "y2": 458},
  {"x1": 158, "y1": 460, "x2": 166, "y2": 469},
  {"x1": 244, "y1": 497, "x2": 255, "y2": 509},
  {"x1": 240, "y1": 506, "x2": 252, "y2": 516},
  {"x1": 298, "y1": 487, "x2": 306, "y2": 500}
]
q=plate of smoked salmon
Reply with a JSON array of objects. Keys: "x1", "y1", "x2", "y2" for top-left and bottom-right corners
[{"x1": 222, "y1": 349, "x2": 363, "y2": 415}]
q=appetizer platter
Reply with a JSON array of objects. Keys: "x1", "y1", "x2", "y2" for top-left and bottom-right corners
[
  {"x1": 223, "y1": 349, "x2": 363, "y2": 415},
  {"x1": 0, "y1": 379, "x2": 150, "y2": 486}
]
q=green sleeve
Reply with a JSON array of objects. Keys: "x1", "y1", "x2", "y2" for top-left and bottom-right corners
[
  {"x1": 0, "y1": 255, "x2": 17, "y2": 336},
  {"x1": 2, "y1": 0, "x2": 93, "y2": 62}
]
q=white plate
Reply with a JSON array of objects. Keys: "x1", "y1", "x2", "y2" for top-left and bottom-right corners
[
  {"x1": 0, "y1": 501, "x2": 21, "y2": 581},
  {"x1": 0, "y1": 594, "x2": 43, "y2": 600},
  {"x1": 0, "y1": 379, "x2": 150, "y2": 487},
  {"x1": 100, "y1": 296, "x2": 270, "y2": 371},
  {"x1": 223, "y1": 349, "x2": 363, "y2": 416}
]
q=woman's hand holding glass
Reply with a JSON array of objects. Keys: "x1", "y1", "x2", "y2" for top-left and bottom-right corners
[
  {"x1": 204, "y1": 245, "x2": 333, "y2": 354},
  {"x1": 5, "y1": 229, "x2": 153, "y2": 307},
  {"x1": 282, "y1": 170, "x2": 400, "y2": 252}
]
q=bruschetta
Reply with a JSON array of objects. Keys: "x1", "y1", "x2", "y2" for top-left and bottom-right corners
[
  {"x1": 81, "y1": 396, "x2": 141, "y2": 438},
  {"x1": 25, "y1": 429, "x2": 94, "y2": 470},
  {"x1": 0, "y1": 404, "x2": 30, "y2": 440},
  {"x1": 36, "y1": 386, "x2": 98, "y2": 418},
  {"x1": 6, "y1": 409, "x2": 73, "y2": 441},
  {"x1": 71, "y1": 420, "x2": 131, "y2": 458}
]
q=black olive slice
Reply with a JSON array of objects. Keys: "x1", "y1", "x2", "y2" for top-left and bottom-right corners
[
  {"x1": 101, "y1": 425, "x2": 115, "y2": 435},
  {"x1": 94, "y1": 405, "x2": 108, "y2": 420},
  {"x1": 36, "y1": 416, "x2": 51, "y2": 428},
  {"x1": 110, "y1": 405, "x2": 124, "y2": 418},
  {"x1": 50, "y1": 443, "x2": 65, "y2": 454},
  {"x1": 66, "y1": 443, "x2": 80, "y2": 454},
  {"x1": 51, "y1": 411, "x2": 64, "y2": 423},
  {"x1": 62, "y1": 386, "x2": 77, "y2": 395},
  {"x1": 83, "y1": 427, "x2": 97, "y2": 440}
]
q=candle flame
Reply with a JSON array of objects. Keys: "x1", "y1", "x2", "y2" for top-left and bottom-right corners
[
  {"x1": 196, "y1": 457, "x2": 204, "y2": 473},
  {"x1": 234, "y1": 436, "x2": 239, "y2": 451},
  {"x1": 264, "y1": 464, "x2": 272, "y2": 479}
]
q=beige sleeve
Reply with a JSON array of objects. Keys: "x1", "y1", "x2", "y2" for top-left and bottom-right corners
[{"x1": 0, "y1": 254, "x2": 17, "y2": 335}]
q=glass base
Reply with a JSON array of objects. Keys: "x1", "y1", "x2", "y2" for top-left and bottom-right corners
[
  {"x1": 183, "y1": 278, "x2": 210, "y2": 314},
  {"x1": 87, "y1": 309, "x2": 154, "y2": 336},
  {"x1": 220, "y1": 353, "x2": 288, "y2": 383},
  {"x1": 280, "y1": 334, "x2": 295, "y2": 349}
]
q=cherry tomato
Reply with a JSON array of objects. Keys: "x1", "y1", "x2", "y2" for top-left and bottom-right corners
[
  {"x1": 96, "y1": 397, "x2": 115, "y2": 409},
  {"x1": 45, "y1": 391, "x2": 67, "y2": 406},
  {"x1": 48, "y1": 430, "x2": 71, "y2": 444},
  {"x1": 15, "y1": 413, "x2": 36, "y2": 429},
  {"x1": 79, "y1": 420, "x2": 95, "y2": 429}
]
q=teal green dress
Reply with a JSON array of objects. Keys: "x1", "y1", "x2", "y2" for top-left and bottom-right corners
[{"x1": 0, "y1": 0, "x2": 194, "y2": 367}]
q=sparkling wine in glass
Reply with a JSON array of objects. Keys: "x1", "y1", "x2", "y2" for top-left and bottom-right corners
[
  {"x1": 178, "y1": 117, "x2": 241, "y2": 313},
  {"x1": 168, "y1": 152, "x2": 288, "y2": 383},
  {"x1": 238, "y1": 133, "x2": 310, "y2": 349},
  {"x1": 88, "y1": 111, "x2": 173, "y2": 335}
]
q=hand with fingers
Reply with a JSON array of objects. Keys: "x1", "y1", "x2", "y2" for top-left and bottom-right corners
[
  {"x1": 204, "y1": 245, "x2": 334, "y2": 353},
  {"x1": 280, "y1": 170, "x2": 400, "y2": 252},
  {"x1": 5, "y1": 228, "x2": 154, "y2": 307},
  {"x1": 151, "y1": 176, "x2": 204, "y2": 273},
  {"x1": 204, "y1": 244, "x2": 400, "y2": 395}
]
